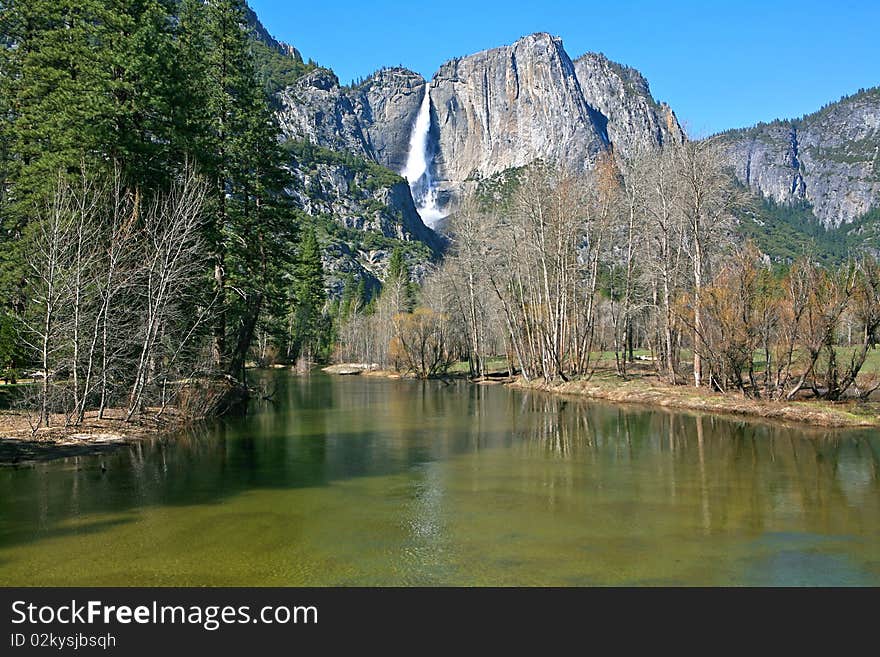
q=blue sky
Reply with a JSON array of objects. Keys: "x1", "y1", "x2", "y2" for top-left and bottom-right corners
[{"x1": 248, "y1": 0, "x2": 880, "y2": 137}]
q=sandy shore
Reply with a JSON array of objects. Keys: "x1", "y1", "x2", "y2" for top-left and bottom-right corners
[{"x1": 0, "y1": 408, "x2": 183, "y2": 465}]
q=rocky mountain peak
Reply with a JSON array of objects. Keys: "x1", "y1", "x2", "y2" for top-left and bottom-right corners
[
  {"x1": 304, "y1": 68, "x2": 340, "y2": 92},
  {"x1": 277, "y1": 69, "x2": 374, "y2": 159},
  {"x1": 274, "y1": 31, "x2": 695, "y2": 218},
  {"x1": 573, "y1": 52, "x2": 685, "y2": 160},
  {"x1": 429, "y1": 32, "x2": 607, "y2": 199}
]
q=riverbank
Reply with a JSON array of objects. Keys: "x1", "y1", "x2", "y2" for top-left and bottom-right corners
[
  {"x1": 509, "y1": 371, "x2": 880, "y2": 429},
  {"x1": 324, "y1": 361, "x2": 880, "y2": 428},
  {"x1": 321, "y1": 362, "x2": 513, "y2": 383},
  {"x1": 0, "y1": 409, "x2": 182, "y2": 466},
  {"x1": 0, "y1": 374, "x2": 253, "y2": 465}
]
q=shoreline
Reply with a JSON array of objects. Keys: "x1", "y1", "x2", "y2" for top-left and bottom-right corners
[
  {"x1": 7, "y1": 364, "x2": 876, "y2": 466},
  {"x1": 0, "y1": 409, "x2": 185, "y2": 466},
  {"x1": 320, "y1": 363, "x2": 510, "y2": 383},
  {"x1": 510, "y1": 375, "x2": 880, "y2": 429},
  {"x1": 324, "y1": 362, "x2": 880, "y2": 429},
  {"x1": 0, "y1": 376, "x2": 248, "y2": 466}
]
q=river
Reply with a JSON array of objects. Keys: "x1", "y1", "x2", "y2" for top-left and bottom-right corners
[{"x1": 1, "y1": 372, "x2": 878, "y2": 585}]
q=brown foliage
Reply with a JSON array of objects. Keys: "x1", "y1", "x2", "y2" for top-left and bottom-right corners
[{"x1": 389, "y1": 308, "x2": 456, "y2": 379}]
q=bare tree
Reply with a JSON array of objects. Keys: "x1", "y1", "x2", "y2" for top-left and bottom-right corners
[
  {"x1": 442, "y1": 195, "x2": 505, "y2": 377},
  {"x1": 126, "y1": 167, "x2": 209, "y2": 420},
  {"x1": 610, "y1": 149, "x2": 651, "y2": 376},
  {"x1": 638, "y1": 146, "x2": 686, "y2": 383},
  {"x1": 674, "y1": 140, "x2": 739, "y2": 387},
  {"x1": 94, "y1": 173, "x2": 140, "y2": 418},
  {"x1": 472, "y1": 163, "x2": 613, "y2": 382},
  {"x1": 20, "y1": 174, "x2": 76, "y2": 427},
  {"x1": 389, "y1": 308, "x2": 456, "y2": 379}
]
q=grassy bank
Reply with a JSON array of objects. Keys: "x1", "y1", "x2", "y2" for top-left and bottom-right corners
[{"x1": 324, "y1": 359, "x2": 880, "y2": 429}]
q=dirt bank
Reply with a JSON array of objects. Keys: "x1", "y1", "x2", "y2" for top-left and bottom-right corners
[{"x1": 0, "y1": 409, "x2": 183, "y2": 466}]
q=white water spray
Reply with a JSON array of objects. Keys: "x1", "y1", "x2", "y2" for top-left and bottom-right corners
[{"x1": 402, "y1": 86, "x2": 445, "y2": 227}]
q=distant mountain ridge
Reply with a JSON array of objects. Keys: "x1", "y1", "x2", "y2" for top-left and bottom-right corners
[
  {"x1": 572, "y1": 52, "x2": 684, "y2": 160},
  {"x1": 277, "y1": 67, "x2": 426, "y2": 172},
  {"x1": 243, "y1": 7, "x2": 441, "y2": 294},
  {"x1": 711, "y1": 87, "x2": 880, "y2": 228},
  {"x1": 243, "y1": 4, "x2": 302, "y2": 59},
  {"x1": 244, "y1": 3, "x2": 879, "y2": 260}
]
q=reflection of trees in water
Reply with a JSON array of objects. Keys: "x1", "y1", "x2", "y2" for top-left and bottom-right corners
[
  {"x1": 507, "y1": 391, "x2": 880, "y2": 534},
  {"x1": 1, "y1": 379, "x2": 878, "y2": 550}
]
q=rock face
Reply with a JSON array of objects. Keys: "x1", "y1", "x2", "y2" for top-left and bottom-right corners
[
  {"x1": 429, "y1": 33, "x2": 607, "y2": 193},
  {"x1": 244, "y1": 4, "x2": 305, "y2": 62},
  {"x1": 285, "y1": 155, "x2": 441, "y2": 295},
  {"x1": 245, "y1": 5, "x2": 439, "y2": 295},
  {"x1": 287, "y1": 159, "x2": 439, "y2": 249},
  {"x1": 277, "y1": 67, "x2": 425, "y2": 171},
  {"x1": 573, "y1": 53, "x2": 685, "y2": 160},
  {"x1": 278, "y1": 69, "x2": 375, "y2": 159},
  {"x1": 712, "y1": 87, "x2": 880, "y2": 227},
  {"x1": 262, "y1": 3, "x2": 877, "y2": 235},
  {"x1": 275, "y1": 33, "x2": 687, "y2": 215},
  {"x1": 351, "y1": 69, "x2": 426, "y2": 173}
]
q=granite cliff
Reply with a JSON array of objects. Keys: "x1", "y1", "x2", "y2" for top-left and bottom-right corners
[
  {"x1": 242, "y1": 8, "x2": 439, "y2": 295},
  {"x1": 573, "y1": 53, "x2": 685, "y2": 160},
  {"x1": 712, "y1": 87, "x2": 880, "y2": 228},
  {"x1": 276, "y1": 33, "x2": 685, "y2": 215},
  {"x1": 427, "y1": 33, "x2": 607, "y2": 198},
  {"x1": 257, "y1": 5, "x2": 879, "y2": 256}
]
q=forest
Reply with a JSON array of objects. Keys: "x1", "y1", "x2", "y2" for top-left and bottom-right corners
[
  {"x1": 336, "y1": 142, "x2": 880, "y2": 405},
  {"x1": 0, "y1": 0, "x2": 330, "y2": 429},
  {"x1": 1, "y1": 0, "x2": 878, "y2": 438}
]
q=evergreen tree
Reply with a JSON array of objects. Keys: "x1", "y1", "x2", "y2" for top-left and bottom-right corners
[
  {"x1": 0, "y1": 3, "x2": 180, "y2": 366},
  {"x1": 0, "y1": 306, "x2": 23, "y2": 382},
  {"x1": 175, "y1": 0, "x2": 295, "y2": 377},
  {"x1": 173, "y1": 0, "x2": 213, "y2": 164},
  {"x1": 0, "y1": 0, "x2": 303, "y2": 382},
  {"x1": 339, "y1": 274, "x2": 359, "y2": 319},
  {"x1": 1, "y1": 0, "x2": 178, "y2": 213},
  {"x1": 109, "y1": 0, "x2": 180, "y2": 189},
  {"x1": 383, "y1": 246, "x2": 415, "y2": 314},
  {"x1": 6, "y1": 0, "x2": 110, "y2": 203},
  {"x1": 356, "y1": 277, "x2": 369, "y2": 310},
  {"x1": 289, "y1": 226, "x2": 329, "y2": 364}
]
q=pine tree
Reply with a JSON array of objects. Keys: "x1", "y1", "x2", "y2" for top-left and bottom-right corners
[
  {"x1": 173, "y1": 0, "x2": 213, "y2": 165},
  {"x1": 289, "y1": 226, "x2": 328, "y2": 364},
  {"x1": 339, "y1": 274, "x2": 360, "y2": 319},
  {"x1": 356, "y1": 277, "x2": 369, "y2": 310},
  {"x1": 3, "y1": 0, "x2": 109, "y2": 211},
  {"x1": 0, "y1": 0, "x2": 183, "y2": 372},
  {"x1": 175, "y1": 0, "x2": 295, "y2": 376},
  {"x1": 110, "y1": 0, "x2": 180, "y2": 189},
  {"x1": 383, "y1": 247, "x2": 415, "y2": 314},
  {"x1": 1, "y1": 0, "x2": 179, "y2": 213},
  {"x1": 0, "y1": 0, "x2": 300, "y2": 382},
  {"x1": 0, "y1": 306, "x2": 23, "y2": 382}
]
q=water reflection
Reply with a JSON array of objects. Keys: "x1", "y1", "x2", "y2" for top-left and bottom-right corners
[
  {"x1": 0, "y1": 373, "x2": 878, "y2": 585},
  {"x1": 507, "y1": 391, "x2": 879, "y2": 540}
]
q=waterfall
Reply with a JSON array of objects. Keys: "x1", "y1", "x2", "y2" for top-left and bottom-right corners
[{"x1": 402, "y1": 86, "x2": 445, "y2": 228}]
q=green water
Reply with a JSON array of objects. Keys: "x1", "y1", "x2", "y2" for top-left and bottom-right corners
[{"x1": 1, "y1": 373, "x2": 879, "y2": 586}]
